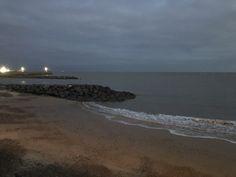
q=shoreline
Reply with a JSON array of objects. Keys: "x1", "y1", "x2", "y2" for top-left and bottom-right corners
[
  {"x1": 0, "y1": 91, "x2": 235, "y2": 177},
  {"x1": 84, "y1": 102, "x2": 236, "y2": 144},
  {"x1": 0, "y1": 71, "x2": 79, "y2": 80},
  {"x1": 104, "y1": 117, "x2": 236, "y2": 145}
]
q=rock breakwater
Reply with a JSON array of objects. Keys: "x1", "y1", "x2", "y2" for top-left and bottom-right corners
[{"x1": 4, "y1": 84, "x2": 136, "y2": 102}]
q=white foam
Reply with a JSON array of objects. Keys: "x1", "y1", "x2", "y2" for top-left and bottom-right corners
[
  {"x1": 114, "y1": 120, "x2": 236, "y2": 144},
  {"x1": 83, "y1": 102, "x2": 236, "y2": 144}
]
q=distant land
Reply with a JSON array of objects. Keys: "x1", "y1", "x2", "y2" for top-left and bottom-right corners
[{"x1": 0, "y1": 71, "x2": 78, "y2": 80}]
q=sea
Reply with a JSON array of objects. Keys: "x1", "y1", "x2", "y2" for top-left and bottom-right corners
[{"x1": 1, "y1": 72, "x2": 236, "y2": 143}]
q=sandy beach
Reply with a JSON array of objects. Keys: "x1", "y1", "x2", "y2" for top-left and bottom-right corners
[{"x1": 0, "y1": 90, "x2": 235, "y2": 177}]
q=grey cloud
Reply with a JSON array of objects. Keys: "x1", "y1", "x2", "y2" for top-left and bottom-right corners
[{"x1": 0, "y1": 0, "x2": 236, "y2": 71}]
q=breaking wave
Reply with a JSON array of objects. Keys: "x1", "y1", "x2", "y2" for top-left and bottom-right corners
[{"x1": 83, "y1": 102, "x2": 236, "y2": 144}]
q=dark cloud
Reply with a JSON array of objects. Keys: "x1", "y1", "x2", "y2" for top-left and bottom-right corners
[{"x1": 0, "y1": 0, "x2": 236, "y2": 71}]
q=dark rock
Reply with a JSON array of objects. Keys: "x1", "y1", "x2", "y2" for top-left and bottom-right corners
[{"x1": 5, "y1": 84, "x2": 136, "y2": 102}]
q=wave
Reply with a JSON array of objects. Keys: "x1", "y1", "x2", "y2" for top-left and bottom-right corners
[{"x1": 83, "y1": 102, "x2": 236, "y2": 144}]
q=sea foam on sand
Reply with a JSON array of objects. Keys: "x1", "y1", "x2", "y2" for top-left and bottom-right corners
[{"x1": 84, "y1": 102, "x2": 236, "y2": 144}]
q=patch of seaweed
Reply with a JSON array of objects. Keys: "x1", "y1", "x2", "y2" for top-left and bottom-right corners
[
  {"x1": 15, "y1": 160, "x2": 115, "y2": 177},
  {"x1": 16, "y1": 164, "x2": 88, "y2": 177},
  {"x1": 15, "y1": 163, "x2": 115, "y2": 177},
  {"x1": 0, "y1": 139, "x2": 25, "y2": 177},
  {"x1": 0, "y1": 140, "x2": 114, "y2": 177}
]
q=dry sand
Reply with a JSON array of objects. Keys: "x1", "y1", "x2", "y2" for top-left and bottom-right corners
[{"x1": 0, "y1": 90, "x2": 235, "y2": 177}]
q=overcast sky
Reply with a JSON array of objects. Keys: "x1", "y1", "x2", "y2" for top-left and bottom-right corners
[{"x1": 0, "y1": 0, "x2": 236, "y2": 71}]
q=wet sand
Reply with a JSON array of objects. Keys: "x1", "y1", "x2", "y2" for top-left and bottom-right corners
[{"x1": 0, "y1": 90, "x2": 235, "y2": 177}]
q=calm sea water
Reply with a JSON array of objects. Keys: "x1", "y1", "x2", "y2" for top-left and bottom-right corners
[
  {"x1": 2, "y1": 72, "x2": 236, "y2": 120},
  {"x1": 78, "y1": 72, "x2": 236, "y2": 121},
  {"x1": 1, "y1": 72, "x2": 236, "y2": 143}
]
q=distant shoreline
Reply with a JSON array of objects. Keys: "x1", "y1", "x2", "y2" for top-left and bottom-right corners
[{"x1": 0, "y1": 71, "x2": 78, "y2": 79}]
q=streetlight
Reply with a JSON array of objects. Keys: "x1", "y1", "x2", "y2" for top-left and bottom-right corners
[
  {"x1": 44, "y1": 67, "x2": 49, "y2": 72},
  {"x1": 0, "y1": 66, "x2": 10, "y2": 73},
  {"x1": 20, "y1": 67, "x2": 25, "y2": 72}
]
